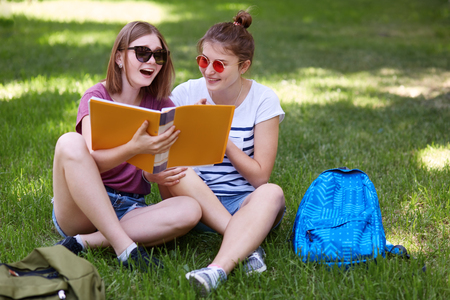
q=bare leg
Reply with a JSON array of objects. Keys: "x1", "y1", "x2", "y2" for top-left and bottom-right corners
[
  {"x1": 164, "y1": 168, "x2": 232, "y2": 235},
  {"x1": 79, "y1": 196, "x2": 202, "y2": 248},
  {"x1": 210, "y1": 184, "x2": 285, "y2": 274},
  {"x1": 53, "y1": 132, "x2": 134, "y2": 256},
  {"x1": 164, "y1": 169, "x2": 285, "y2": 274}
]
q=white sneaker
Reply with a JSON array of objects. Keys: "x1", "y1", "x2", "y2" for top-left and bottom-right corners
[
  {"x1": 244, "y1": 246, "x2": 267, "y2": 275},
  {"x1": 185, "y1": 266, "x2": 227, "y2": 296}
]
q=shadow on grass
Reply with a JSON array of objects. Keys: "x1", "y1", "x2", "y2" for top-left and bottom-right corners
[
  {"x1": 274, "y1": 90, "x2": 449, "y2": 255},
  {"x1": 2, "y1": 0, "x2": 450, "y2": 85},
  {"x1": 1, "y1": 2, "x2": 449, "y2": 291},
  {"x1": 276, "y1": 91, "x2": 449, "y2": 191},
  {"x1": 2, "y1": 83, "x2": 448, "y2": 253},
  {"x1": 0, "y1": 90, "x2": 78, "y2": 167},
  {"x1": 0, "y1": 16, "x2": 118, "y2": 84}
]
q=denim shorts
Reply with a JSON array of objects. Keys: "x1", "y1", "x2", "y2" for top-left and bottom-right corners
[
  {"x1": 194, "y1": 192, "x2": 286, "y2": 233},
  {"x1": 52, "y1": 186, "x2": 148, "y2": 238}
]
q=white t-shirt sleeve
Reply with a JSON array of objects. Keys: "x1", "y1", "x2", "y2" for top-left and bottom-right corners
[
  {"x1": 254, "y1": 87, "x2": 285, "y2": 124},
  {"x1": 170, "y1": 78, "x2": 209, "y2": 107},
  {"x1": 170, "y1": 82, "x2": 189, "y2": 107}
]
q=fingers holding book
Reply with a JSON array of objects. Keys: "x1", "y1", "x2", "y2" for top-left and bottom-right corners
[
  {"x1": 195, "y1": 98, "x2": 210, "y2": 105},
  {"x1": 131, "y1": 120, "x2": 180, "y2": 155},
  {"x1": 143, "y1": 167, "x2": 188, "y2": 186}
]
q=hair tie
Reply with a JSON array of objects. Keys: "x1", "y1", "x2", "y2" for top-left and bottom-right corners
[{"x1": 233, "y1": 21, "x2": 241, "y2": 26}]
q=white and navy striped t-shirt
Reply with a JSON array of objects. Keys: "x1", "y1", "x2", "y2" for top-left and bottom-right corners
[{"x1": 170, "y1": 78, "x2": 285, "y2": 196}]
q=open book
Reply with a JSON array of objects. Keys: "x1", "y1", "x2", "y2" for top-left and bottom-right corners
[{"x1": 89, "y1": 97, "x2": 235, "y2": 173}]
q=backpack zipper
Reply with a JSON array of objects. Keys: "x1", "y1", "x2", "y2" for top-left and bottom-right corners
[
  {"x1": 14, "y1": 290, "x2": 67, "y2": 299},
  {"x1": 307, "y1": 230, "x2": 313, "y2": 242},
  {"x1": 3, "y1": 264, "x2": 67, "y2": 299}
]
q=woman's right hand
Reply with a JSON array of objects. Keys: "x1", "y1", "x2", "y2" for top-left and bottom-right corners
[
  {"x1": 130, "y1": 120, "x2": 180, "y2": 155},
  {"x1": 143, "y1": 167, "x2": 187, "y2": 186}
]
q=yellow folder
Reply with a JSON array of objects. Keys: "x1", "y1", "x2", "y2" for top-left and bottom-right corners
[{"x1": 89, "y1": 97, "x2": 235, "y2": 173}]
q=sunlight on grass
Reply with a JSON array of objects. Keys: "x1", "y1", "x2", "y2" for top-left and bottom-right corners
[
  {"x1": 41, "y1": 30, "x2": 117, "y2": 47},
  {"x1": 1, "y1": 0, "x2": 450, "y2": 297},
  {"x1": 268, "y1": 67, "x2": 450, "y2": 110},
  {"x1": 0, "y1": 75, "x2": 101, "y2": 102},
  {"x1": 382, "y1": 68, "x2": 450, "y2": 103},
  {"x1": 418, "y1": 144, "x2": 450, "y2": 171},
  {"x1": 2, "y1": 1, "x2": 170, "y2": 24},
  {"x1": 387, "y1": 226, "x2": 446, "y2": 255},
  {"x1": 269, "y1": 67, "x2": 385, "y2": 106},
  {"x1": 7, "y1": 169, "x2": 50, "y2": 201},
  {"x1": 216, "y1": 3, "x2": 252, "y2": 11}
]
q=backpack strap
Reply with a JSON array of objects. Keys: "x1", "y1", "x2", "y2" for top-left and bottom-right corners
[
  {"x1": 384, "y1": 242, "x2": 427, "y2": 272},
  {"x1": 321, "y1": 167, "x2": 367, "y2": 176},
  {"x1": 338, "y1": 166, "x2": 351, "y2": 170},
  {"x1": 385, "y1": 243, "x2": 410, "y2": 259}
]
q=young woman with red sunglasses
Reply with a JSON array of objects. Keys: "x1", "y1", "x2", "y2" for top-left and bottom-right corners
[
  {"x1": 164, "y1": 10, "x2": 286, "y2": 294},
  {"x1": 51, "y1": 21, "x2": 201, "y2": 270}
]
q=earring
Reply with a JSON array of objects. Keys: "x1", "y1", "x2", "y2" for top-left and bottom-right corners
[{"x1": 119, "y1": 63, "x2": 123, "y2": 69}]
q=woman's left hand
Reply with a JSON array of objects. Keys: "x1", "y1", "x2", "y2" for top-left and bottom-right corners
[{"x1": 143, "y1": 167, "x2": 188, "y2": 186}]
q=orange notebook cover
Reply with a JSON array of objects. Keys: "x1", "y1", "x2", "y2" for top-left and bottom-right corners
[{"x1": 89, "y1": 97, "x2": 235, "y2": 173}]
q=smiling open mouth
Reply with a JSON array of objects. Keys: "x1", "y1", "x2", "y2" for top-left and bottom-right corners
[{"x1": 140, "y1": 69, "x2": 154, "y2": 76}]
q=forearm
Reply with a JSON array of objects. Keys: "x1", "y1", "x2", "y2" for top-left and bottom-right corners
[
  {"x1": 80, "y1": 115, "x2": 137, "y2": 173},
  {"x1": 90, "y1": 141, "x2": 138, "y2": 173},
  {"x1": 226, "y1": 141, "x2": 274, "y2": 188},
  {"x1": 226, "y1": 117, "x2": 280, "y2": 188}
]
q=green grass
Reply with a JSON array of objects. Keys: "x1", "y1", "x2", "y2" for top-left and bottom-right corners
[{"x1": 1, "y1": 0, "x2": 450, "y2": 298}]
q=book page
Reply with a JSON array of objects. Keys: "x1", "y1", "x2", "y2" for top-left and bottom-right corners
[
  {"x1": 89, "y1": 98, "x2": 234, "y2": 173},
  {"x1": 167, "y1": 105, "x2": 234, "y2": 169}
]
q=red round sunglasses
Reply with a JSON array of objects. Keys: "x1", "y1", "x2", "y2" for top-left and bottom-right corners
[{"x1": 196, "y1": 55, "x2": 241, "y2": 73}]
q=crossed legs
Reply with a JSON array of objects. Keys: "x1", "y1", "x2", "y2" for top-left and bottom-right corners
[
  {"x1": 52, "y1": 133, "x2": 201, "y2": 254},
  {"x1": 165, "y1": 168, "x2": 285, "y2": 274},
  {"x1": 79, "y1": 197, "x2": 202, "y2": 249},
  {"x1": 210, "y1": 184, "x2": 285, "y2": 273}
]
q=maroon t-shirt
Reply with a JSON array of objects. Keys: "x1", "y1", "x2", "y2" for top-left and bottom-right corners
[{"x1": 76, "y1": 83, "x2": 175, "y2": 195}]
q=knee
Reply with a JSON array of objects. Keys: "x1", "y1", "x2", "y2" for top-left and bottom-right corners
[
  {"x1": 256, "y1": 183, "x2": 285, "y2": 208},
  {"x1": 260, "y1": 183, "x2": 284, "y2": 199},
  {"x1": 55, "y1": 133, "x2": 89, "y2": 161},
  {"x1": 173, "y1": 197, "x2": 202, "y2": 227}
]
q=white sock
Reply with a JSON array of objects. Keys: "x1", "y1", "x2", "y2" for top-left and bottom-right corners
[
  {"x1": 117, "y1": 243, "x2": 138, "y2": 262},
  {"x1": 207, "y1": 264, "x2": 227, "y2": 280},
  {"x1": 74, "y1": 235, "x2": 85, "y2": 250}
]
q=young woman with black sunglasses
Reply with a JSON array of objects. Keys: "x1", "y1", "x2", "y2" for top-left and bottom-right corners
[
  {"x1": 52, "y1": 21, "x2": 201, "y2": 270},
  {"x1": 162, "y1": 10, "x2": 286, "y2": 294}
]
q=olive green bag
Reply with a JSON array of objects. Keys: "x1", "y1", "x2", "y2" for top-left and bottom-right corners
[{"x1": 0, "y1": 245, "x2": 105, "y2": 300}]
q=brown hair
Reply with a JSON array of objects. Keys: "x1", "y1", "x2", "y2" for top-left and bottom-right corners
[
  {"x1": 105, "y1": 21, "x2": 175, "y2": 101},
  {"x1": 197, "y1": 10, "x2": 254, "y2": 67}
]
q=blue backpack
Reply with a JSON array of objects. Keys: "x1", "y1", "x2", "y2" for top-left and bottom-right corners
[{"x1": 292, "y1": 168, "x2": 406, "y2": 267}]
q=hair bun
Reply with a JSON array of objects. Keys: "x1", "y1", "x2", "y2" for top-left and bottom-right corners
[{"x1": 233, "y1": 10, "x2": 252, "y2": 29}]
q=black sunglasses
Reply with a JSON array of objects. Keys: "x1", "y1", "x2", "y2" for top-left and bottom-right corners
[{"x1": 124, "y1": 46, "x2": 169, "y2": 65}]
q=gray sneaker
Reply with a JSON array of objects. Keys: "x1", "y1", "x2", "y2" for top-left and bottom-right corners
[
  {"x1": 185, "y1": 267, "x2": 227, "y2": 296},
  {"x1": 243, "y1": 246, "x2": 267, "y2": 275}
]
